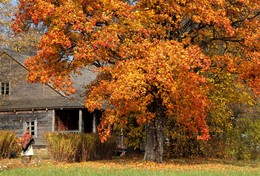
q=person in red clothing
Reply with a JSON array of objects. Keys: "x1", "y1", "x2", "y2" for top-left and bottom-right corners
[{"x1": 20, "y1": 128, "x2": 34, "y2": 164}]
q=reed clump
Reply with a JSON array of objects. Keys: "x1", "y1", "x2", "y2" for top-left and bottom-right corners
[
  {"x1": 0, "y1": 130, "x2": 20, "y2": 159},
  {"x1": 44, "y1": 132, "x2": 116, "y2": 162}
]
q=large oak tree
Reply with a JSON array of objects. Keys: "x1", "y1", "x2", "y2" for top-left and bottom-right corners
[{"x1": 13, "y1": 0, "x2": 259, "y2": 162}]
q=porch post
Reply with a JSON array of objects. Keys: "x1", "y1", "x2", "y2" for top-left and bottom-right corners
[
  {"x1": 92, "y1": 112, "x2": 97, "y2": 133},
  {"x1": 79, "y1": 109, "x2": 83, "y2": 133},
  {"x1": 52, "y1": 110, "x2": 55, "y2": 132}
]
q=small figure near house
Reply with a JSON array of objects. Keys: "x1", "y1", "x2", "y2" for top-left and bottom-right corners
[{"x1": 20, "y1": 128, "x2": 34, "y2": 164}]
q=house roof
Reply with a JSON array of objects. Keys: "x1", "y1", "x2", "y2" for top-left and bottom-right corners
[
  {"x1": 0, "y1": 49, "x2": 29, "y2": 68},
  {"x1": 69, "y1": 67, "x2": 97, "y2": 104},
  {"x1": 0, "y1": 97, "x2": 83, "y2": 111},
  {"x1": 0, "y1": 49, "x2": 97, "y2": 111}
]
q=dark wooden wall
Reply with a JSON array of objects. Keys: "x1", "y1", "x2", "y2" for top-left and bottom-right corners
[{"x1": 0, "y1": 110, "x2": 53, "y2": 145}]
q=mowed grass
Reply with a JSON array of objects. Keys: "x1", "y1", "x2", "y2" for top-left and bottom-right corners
[{"x1": 0, "y1": 155, "x2": 259, "y2": 176}]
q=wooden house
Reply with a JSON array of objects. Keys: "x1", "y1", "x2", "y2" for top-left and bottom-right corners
[{"x1": 0, "y1": 49, "x2": 101, "y2": 146}]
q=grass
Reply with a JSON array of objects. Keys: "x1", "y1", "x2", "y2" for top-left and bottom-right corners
[
  {"x1": 0, "y1": 153, "x2": 259, "y2": 176},
  {"x1": 2, "y1": 167, "x2": 260, "y2": 176}
]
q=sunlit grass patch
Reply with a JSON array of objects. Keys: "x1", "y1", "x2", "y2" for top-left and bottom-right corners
[
  {"x1": 0, "y1": 157, "x2": 259, "y2": 176},
  {"x1": 1, "y1": 165, "x2": 260, "y2": 176}
]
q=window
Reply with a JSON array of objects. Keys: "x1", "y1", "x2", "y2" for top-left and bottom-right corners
[
  {"x1": 1, "y1": 82, "x2": 10, "y2": 96},
  {"x1": 24, "y1": 120, "x2": 37, "y2": 137}
]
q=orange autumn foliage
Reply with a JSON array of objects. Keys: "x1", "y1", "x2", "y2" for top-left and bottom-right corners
[{"x1": 13, "y1": 0, "x2": 259, "y2": 149}]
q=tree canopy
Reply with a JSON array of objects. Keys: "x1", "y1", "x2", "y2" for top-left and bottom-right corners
[{"x1": 13, "y1": 0, "x2": 259, "y2": 162}]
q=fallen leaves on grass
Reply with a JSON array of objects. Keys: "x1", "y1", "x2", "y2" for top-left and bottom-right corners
[
  {"x1": 49, "y1": 157, "x2": 260, "y2": 173},
  {"x1": 0, "y1": 156, "x2": 259, "y2": 173}
]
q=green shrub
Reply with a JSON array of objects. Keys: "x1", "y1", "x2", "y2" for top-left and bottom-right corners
[
  {"x1": 44, "y1": 132, "x2": 116, "y2": 162},
  {"x1": 225, "y1": 118, "x2": 260, "y2": 160},
  {"x1": 164, "y1": 118, "x2": 260, "y2": 160},
  {"x1": 0, "y1": 130, "x2": 20, "y2": 159}
]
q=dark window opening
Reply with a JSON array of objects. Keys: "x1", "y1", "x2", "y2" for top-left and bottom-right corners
[
  {"x1": 1, "y1": 82, "x2": 10, "y2": 96},
  {"x1": 83, "y1": 109, "x2": 102, "y2": 133},
  {"x1": 55, "y1": 110, "x2": 79, "y2": 131},
  {"x1": 83, "y1": 110, "x2": 92, "y2": 133}
]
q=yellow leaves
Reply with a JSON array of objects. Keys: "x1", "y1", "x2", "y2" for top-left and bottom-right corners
[
  {"x1": 136, "y1": 112, "x2": 155, "y2": 125},
  {"x1": 0, "y1": 0, "x2": 8, "y2": 4}
]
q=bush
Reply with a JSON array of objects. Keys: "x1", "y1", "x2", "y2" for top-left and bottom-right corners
[
  {"x1": 44, "y1": 132, "x2": 116, "y2": 162},
  {"x1": 226, "y1": 118, "x2": 260, "y2": 160},
  {"x1": 0, "y1": 130, "x2": 20, "y2": 159},
  {"x1": 164, "y1": 118, "x2": 260, "y2": 160}
]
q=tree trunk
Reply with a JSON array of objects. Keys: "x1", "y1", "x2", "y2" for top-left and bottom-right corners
[{"x1": 144, "y1": 110, "x2": 164, "y2": 163}]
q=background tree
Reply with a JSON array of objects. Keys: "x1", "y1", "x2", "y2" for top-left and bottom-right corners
[
  {"x1": 13, "y1": 0, "x2": 259, "y2": 162},
  {"x1": 0, "y1": 0, "x2": 12, "y2": 48},
  {"x1": 0, "y1": 0, "x2": 42, "y2": 55}
]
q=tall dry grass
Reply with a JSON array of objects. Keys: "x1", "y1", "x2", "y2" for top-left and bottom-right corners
[
  {"x1": 44, "y1": 132, "x2": 116, "y2": 162},
  {"x1": 0, "y1": 130, "x2": 20, "y2": 159}
]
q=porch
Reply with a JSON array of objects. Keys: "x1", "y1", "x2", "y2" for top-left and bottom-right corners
[{"x1": 53, "y1": 109, "x2": 102, "y2": 134}]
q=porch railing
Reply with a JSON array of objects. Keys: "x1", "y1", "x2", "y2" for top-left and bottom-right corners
[{"x1": 58, "y1": 130, "x2": 80, "y2": 134}]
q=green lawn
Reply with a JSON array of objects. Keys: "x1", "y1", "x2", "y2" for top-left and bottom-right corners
[
  {"x1": 1, "y1": 167, "x2": 260, "y2": 176},
  {"x1": 0, "y1": 156, "x2": 259, "y2": 176}
]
